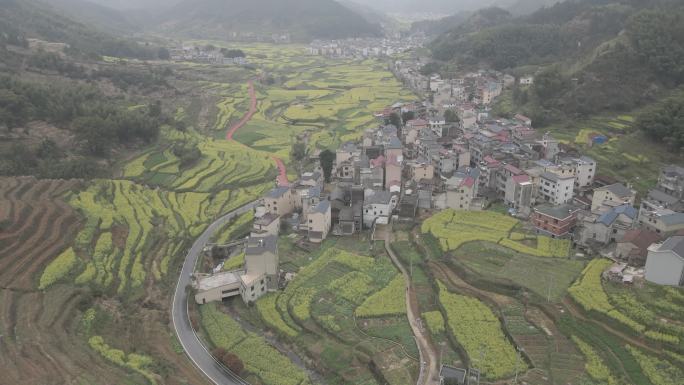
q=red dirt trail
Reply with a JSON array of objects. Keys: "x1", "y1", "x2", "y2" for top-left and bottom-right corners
[{"x1": 226, "y1": 81, "x2": 289, "y2": 186}]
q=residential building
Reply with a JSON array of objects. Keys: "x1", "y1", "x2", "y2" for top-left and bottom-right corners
[
  {"x1": 538, "y1": 172, "x2": 575, "y2": 205},
  {"x1": 638, "y1": 208, "x2": 684, "y2": 237},
  {"x1": 575, "y1": 204, "x2": 637, "y2": 249},
  {"x1": 409, "y1": 160, "x2": 434, "y2": 182},
  {"x1": 645, "y1": 236, "x2": 684, "y2": 286},
  {"x1": 385, "y1": 154, "x2": 402, "y2": 190},
  {"x1": 505, "y1": 174, "x2": 534, "y2": 215},
  {"x1": 264, "y1": 187, "x2": 296, "y2": 216},
  {"x1": 252, "y1": 213, "x2": 281, "y2": 236},
  {"x1": 445, "y1": 175, "x2": 480, "y2": 211},
  {"x1": 616, "y1": 229, "x2": 661, "y2": 267},
  {"x1": 514, "y1": 114, "x2": 532, "y2": 126},
  {"x1": 520, "y1": 75, "x2": 534, "y2": 85},
  {"x1": 363, "y1": 191, "x2": 393, "y2": 228},
  {"x1": 591, "y1": 183, "x2": 636, "y2": 212},
  {"x1": 658, "y1": 165, "x2": 684, "y2": 199},
  {"x1": 336, "y1": 142, "x2": 360, "y2": 165},
  {"x1": 245, "y1": 235, "x2": 279, "y2": 290},
  {"x1": 194, "y1": 270, "x2": 247, "y2": 305},
  {"x1": 531, "y1": 204, "x2": 580, "y2": 237},
  {"x1": 306, "y1": 200, "x2": 331, "y2": 243}
]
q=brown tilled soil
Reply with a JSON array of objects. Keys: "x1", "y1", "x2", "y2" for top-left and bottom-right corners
[{"x1": 0, "y1": 177, "x2": 210, "y2": 385}]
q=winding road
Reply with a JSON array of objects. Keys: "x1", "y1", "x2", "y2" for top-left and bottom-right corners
[{"x1": 171, "y1": 202, "x2": 257, "y2": 385}]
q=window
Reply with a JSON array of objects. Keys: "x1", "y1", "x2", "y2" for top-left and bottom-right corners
[{"x1": 251, "y1": 286, "x2": 255, "y2": 292}]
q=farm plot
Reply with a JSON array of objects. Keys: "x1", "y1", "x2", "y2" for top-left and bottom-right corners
[
  {"x1": 603, "y1": 279, "x2": 684, "y2": 349},
  {"x1": 245, "y1": 244, "x2": 417, "y2": 385},
  {"x1": 124, "y1": 127, "x2": 276, "y2": 193},
  {"x1": 42, "y1": 180, "x2": 251, "y2": 295},
  {"x1": 451, "y1": 241, "x2": 584, "y2": 301},
  {"x1": 436, "y1": 281, "x2": 519, "y2": 380},
  {"x1": 568, "y1": 259, "x2": 682, "y2": 347},
  {"x1": 423, "y1": 210, "x2": 573, "y2": 259}
]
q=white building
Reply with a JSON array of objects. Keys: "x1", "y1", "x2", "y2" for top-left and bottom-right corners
[
  {"x1": 538, "y1": 171, "x2": 575, "y2": 205},
  {"x1": 591, "y1": 183, "x2": 636, "y2": 212},
  {"x1": 363, "y1": 191, "x2": 394, "y2": 228},
  {"x1": 645, "y1": 236, "x2": 684, "y2": 286}
]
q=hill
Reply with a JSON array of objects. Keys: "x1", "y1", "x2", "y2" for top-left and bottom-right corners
[
  {"x1": 0, "y1": 0, "x2": 161, "y2": 59},
  {"x1": 152, "y1": 0, "x2": 382, "y2": 42},
  {"x1": 39, "y1": 0, "x2": 140, "y2": 34},
  {"x1": 430, "y1": 0, "x2": 684, "y2": 121}
]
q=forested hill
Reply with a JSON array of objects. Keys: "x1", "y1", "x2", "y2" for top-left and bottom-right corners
[
  {"x1": 427, "y1": 0, "x2": 684, "y2": 147},
  {"x1": 0, "y1": 0, "x2": 162, "y2": 59},
  {"x1": 152, "y1": 0, "x2": 382, "y2": 41}
]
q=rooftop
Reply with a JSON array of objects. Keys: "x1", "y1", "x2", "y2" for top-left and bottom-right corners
[
  {"x1": 254, "y1": 212, "x2": 279, "y2": 226},
  {"x1": 197, "y1": 270, "x2": 244, "y2": 291},
  {"x1": 652, "y1": 236, "x2": 684, "y2": 259},
  {"x1": 534, "y1": 204, "x2": 579, "y2": 220},
  {"x1": 246, "y1": 235, "x2": 278, "y2": 255},
  {"x1": 311, "y1": 200, "x2": 331, "y2": 214},
  {"x1": 647, "y1": 189, "x2": 680, "y2": 205},
  {"x1": 266, "y1": 186, "x2": 290, "y2": 199},
  {"x1": 365, "y1": 190, "x2": 392, "y2": 205},
  {"x1": 597, "y1": 183, "x2": 634, "y2": 198},
  {"x1": 541, "y1": 171, "x2": 573, "y2": 182},
  {"x1": 597, "y1": 204, "x2": 637, "y2": 226}
]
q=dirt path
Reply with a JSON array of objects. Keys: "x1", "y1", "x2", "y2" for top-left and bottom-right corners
[
  {"x1": 225, "y1": 81, "x2": 257, "y2": 141},
  {"x1": 383, "y1": 230, "x2": 440, "y2": 385},
  {"x1": 226, "y1": 81, "x2": 290, "y2": 186}
]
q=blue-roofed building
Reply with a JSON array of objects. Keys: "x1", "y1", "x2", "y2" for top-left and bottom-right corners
[{"x1": 576, "y1": 204, "x2": 638, "y2": 250}]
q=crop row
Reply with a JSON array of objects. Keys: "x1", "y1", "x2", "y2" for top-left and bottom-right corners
[
  {"x1": 200, "y1": 303, "x2": 310, "y2": 385},
  {"x1": 355, "y1": 275, "x2": 405, "y2": 318},
  {"x1": 626, "y1": 345, "x2": 682, "y2": 385},
  {"x1": 88, "y1": 335, "x2": 158, "y2": 385},
  {"x1": 328, "y1": 271, "x2": 374, "y2": 304},
  {"x1": 571, "y1": 336, "x2": 617, "y2": 385},
  {"x1": 437, "y1": 281, "x2": 518, "y2": 379}
]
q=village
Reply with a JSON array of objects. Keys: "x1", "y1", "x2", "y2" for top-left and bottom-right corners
[{"x1": 193, "y1": 64, "x2": 684, "y2": 315}]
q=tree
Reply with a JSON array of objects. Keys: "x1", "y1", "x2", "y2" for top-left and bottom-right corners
[
  {"x1": 635, "y1": 94, "x2": 684, "y2": 152},
  {"x1": 291, "y1": 141, "x2": 306, "y2": 162},
  {"x1": 401, "y1": 111, "x2": 415, "y2": 123},
  {"x1": 388, "y1": 112, "x2": 402, "y2": 128},
  {"x1": 319, "y1": 149, "x2": 335, "y2": 183},
  {"x1": 444, "y1": 109, "x2": 459, "y2": 123},
  {"x1": 212, "y1": 348, "x2": 244, "y2": 375}
]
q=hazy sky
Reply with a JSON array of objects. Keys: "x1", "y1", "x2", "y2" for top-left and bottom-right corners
[{"x1": 87, "y1": 0, "x2": 503, "y2": 13}]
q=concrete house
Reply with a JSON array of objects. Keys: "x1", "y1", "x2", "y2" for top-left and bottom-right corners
[
  {"x1": 505, "y1": 174, "x2": 534, "y2": 215},
  {"x1": 307, "y1": 200, "x2": 331, "y2": 243},
  {"x1": 385, "y1": 154, "x2": 403, "y2": 190},
  {"x1": 591, "y1": 183, "x2": 636, "y2": 212},
  {"x1": 638, "y1": 209, "x2": 684, "y2": 237},
  {"x1": 532, "y1": 204, "x2": 580, "y2": 238},
  {"x1": 445, "y1": 175, "x2": 479, "y2": 211},
  {"x1": 363, "y1": 191, "x2": 393, "y2": 228},
  {"x1": 264, "y1": 187, "x2": 296, "y2": 217},
  {"x1": 252, "y1": 213, "x2": 281, "y2": 236},
  {"x1": 616, "y1": 229, "x2": 661, "y2": 267},
  {"x1": 538, "y1": 172, "x2": 575, "y2": 205},
  {"x1": 576, "y1": 204, "x2": 637, "y2": 248},
  {"x1": 409, "y1": 159, "x2": 434, "y2": 182},
  {"x1": 245, "y1": 235, "x2": 279, "y2": 290},
  {"x1": 645, "y1": 236, "x2": 684, "y2": 286},
  {"x1": 658, "y1": 165, "x2": 684, "y2": 199}
]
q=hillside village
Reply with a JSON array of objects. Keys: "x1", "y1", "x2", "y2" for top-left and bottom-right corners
[{"x1": 194, "y1": 61, "x2": 684, "y2": 309}]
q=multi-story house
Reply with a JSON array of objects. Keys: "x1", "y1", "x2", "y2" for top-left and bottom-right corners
[
  {"x1": 531, "y1": 204, "x2": 580, "y2": 238},
  {"x1": 264, "y1": 187, "x2": 297, "y2": 216},
  {"x1": 591, "y1": 183, "x2": 636, "y2": 212},
  {"x1": 306, "y1": 200, "x2": 331, "y2": 243},
  {"x1": 658, "y1": 165, "x2": 684, "y2": 199},
  {"x1": 538, "y1": 172, "x2": 575, "y2": 205}
]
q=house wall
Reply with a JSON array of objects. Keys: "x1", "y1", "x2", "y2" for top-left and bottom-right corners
[
  {"x1": 446, "y1": 186, "x2": 474, "y2": 211},
  {"x1": 539, "y1": 176, "x2": 574, "y2": 205},
  {"x1": 308, "y1": 209, "x2": 331, "y2": 243},
  {"x1": 385, "y1": 164, "x2": 402, "y2": 189},
  {"x1": 591, "y1": 190, "x2": 634, "y2": 212},
  {"x1": 265, "y1": 190, "x2": 295, "y2": 216},
  {"x1": 245, "y1": 251, "x2": 279, "y2": 289},
  {"x1": 645, "y1": 251, "x2": 684, "y2": 286},
  {"x1": 194, "y1": 282, "x2": 241, "y2": 304},
  {"x1": 363, "y1": 203, "x2": 391, "y2": 227},
  {"x1": 532, "y1": 213, "x2": 577, "y2": 237},
  {"x1": 574, "y1": 162, "x2": 596, "y2": 188},
  {"x1": 411, "y1": 164, "x2": 434, "y2": 182},
  {"x1": 253, "y1": 218, "x2": 280, "y2": 236},
  {"x1": 239, "y1": 275, "x2": 267, "y2": 303}
]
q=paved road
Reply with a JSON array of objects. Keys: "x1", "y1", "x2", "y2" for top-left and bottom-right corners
[
  {"x1": 171, "y1": 202, "x2": 257, "y2": 385},
  {"x1": 383, "y1": 230, "x2": 440, "y2": 385}
]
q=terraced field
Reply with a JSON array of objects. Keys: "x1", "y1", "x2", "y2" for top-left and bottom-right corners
[{"x1": 205, "y1": 238, "x2": 419, "y2": 385}]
